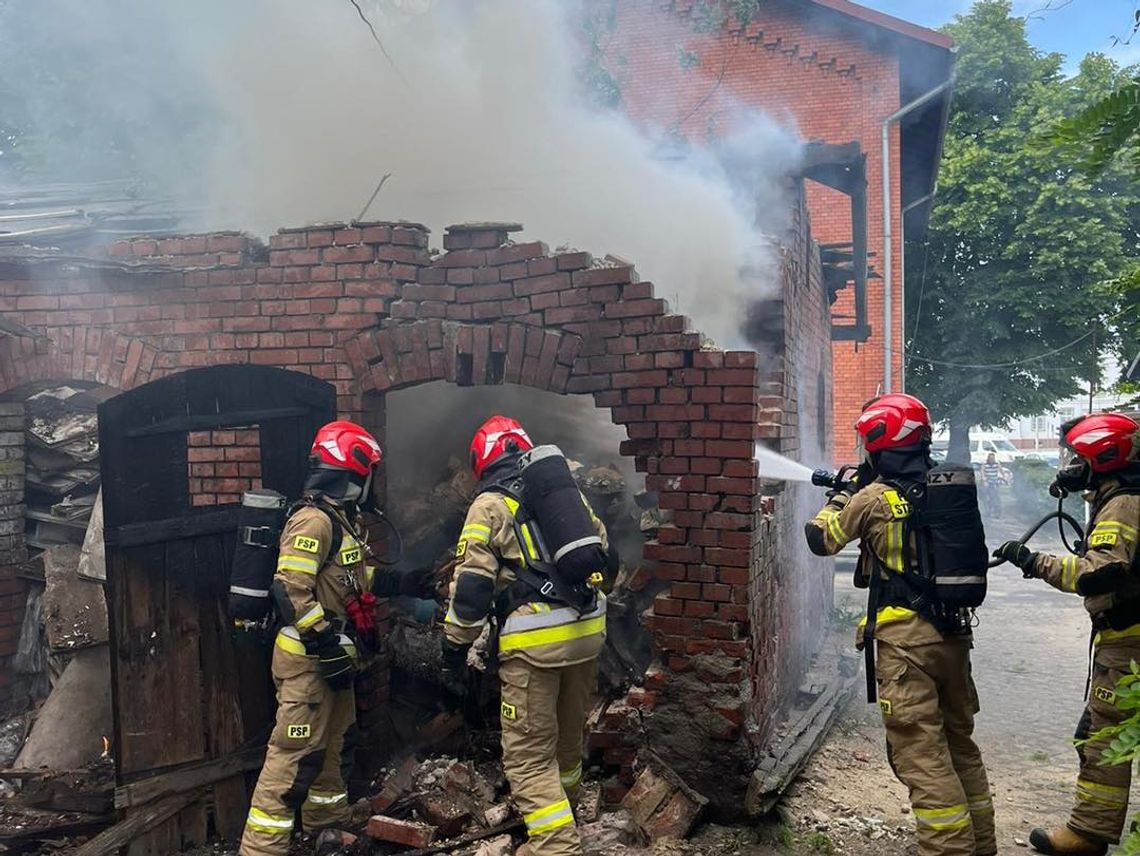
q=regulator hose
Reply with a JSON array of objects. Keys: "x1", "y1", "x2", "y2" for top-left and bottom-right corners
[
  {"x1": 367, "y1": 509, "x2": 405, "y2": 567},
  {"x1": 986, "y1": 496, "x2": 1084, "y2": 569}
]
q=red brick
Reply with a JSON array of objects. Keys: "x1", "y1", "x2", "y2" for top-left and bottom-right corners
[
  {"x1": 486, "y1": 241, "x2": 547, "y2": 265},
  {"x1": 604, "y1": 299, "x2": 666, "y2": 319},
  {"x1": 694, "y1": 351, "x2": 724, "y2": 368},
  {"x1": 572, "y1": 266, "x2": 635, "y2": 286},
  {"x1": 323, "y1": 245, "x2": 374, "y2": 264},
  {"x1": 366, "y1": 817, "x2": 435, "y2": 849},
  {"x1": 514, "y1": 272, "x2": 571, "y2": 296}
]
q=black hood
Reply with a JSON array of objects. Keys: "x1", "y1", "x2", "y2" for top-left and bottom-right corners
[
  {"x1": 873, "y1": 445, "x2": 931, "y2": 483},
  {"x1": 302, "y1": 463, "x2": 371, "y2": 515},
  {"x1": 480, "y1": 451, "x2": 523, "y2": 490}
]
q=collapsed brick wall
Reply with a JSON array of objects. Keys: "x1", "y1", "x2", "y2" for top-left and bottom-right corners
[
  {"x1": 0, "y1": 188, "x2": 832, "y2": 805},
  {"x1": 583, "y1": 189, "x2": 833, "y2": 817},
  {"x1": 750, "y1": 190, "x2": 834, "y2": 730}
]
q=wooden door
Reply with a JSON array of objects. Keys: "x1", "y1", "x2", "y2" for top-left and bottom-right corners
[{"x1": 99, "y1": 365, "x2": 336, "y2": 851}]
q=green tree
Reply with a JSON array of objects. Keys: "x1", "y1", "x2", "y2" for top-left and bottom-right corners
[{"x1": 905, "y1": 0, "x2": 1140, "y2": 462}]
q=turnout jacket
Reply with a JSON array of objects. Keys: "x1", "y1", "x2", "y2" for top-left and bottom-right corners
[
  {"x1": 273, "y1": 500, "x2": 376, "y2": 658},
  {"x1": 806, "y1": 480, "x2": 947, "y2": 648},
  {"x1": 1031, "y1": 479, "x2": 1140, "y2": 645},
  {"x1": 444, "y1": 490, "x2": 609, "y2": 668}
]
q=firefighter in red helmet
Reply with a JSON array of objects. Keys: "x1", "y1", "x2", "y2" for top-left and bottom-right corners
[
  {"x1": 804, "y1": 394, "x2": 996, "y2": 856},
  {"x1": 241, "y1": 421, "x2": 428, "y2": 856},
  {"x1": 441, "y1": 415, "x2": 610, "y2": 856},
  {"x1": 995, "y1": 413, "x2": 1140, "y2": 856}
]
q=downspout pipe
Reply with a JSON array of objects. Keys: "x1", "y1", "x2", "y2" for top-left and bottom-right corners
[{"x1": 881, "y1": 78, "x2": 953, "y2": 393}]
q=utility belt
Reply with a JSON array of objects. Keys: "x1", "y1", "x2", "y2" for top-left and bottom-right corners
[
  {"x1": 493, "y1": 561, "x2": 598, "y2": 625},
  {"x1": 862, "y1": 561, "x2": 969, "y2": 703},
  {"x1": 1092, "y1": 596, "x2": 1140, "y2": 633},
  {"x1": 277, "y1": 611, "x2": 376, "y2": 661}
]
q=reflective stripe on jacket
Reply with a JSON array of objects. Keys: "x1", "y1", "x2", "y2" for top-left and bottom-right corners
[{"x1": 444, "y1": 490, "x2": 608, "y2": 667}]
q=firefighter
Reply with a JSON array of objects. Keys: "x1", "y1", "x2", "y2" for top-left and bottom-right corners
[
  {"x1": 440, "y1": 416, "x2": 609, "y2": 856},
  {"x1": 804, "y1": 394, "x2": 996, "y2": 856},
  {"x1": 994, "y1": 413, "x2": 1140, "y2": 856},
  {"x1": 241, "y1": 421, "x2": 427, "y2": 856}
]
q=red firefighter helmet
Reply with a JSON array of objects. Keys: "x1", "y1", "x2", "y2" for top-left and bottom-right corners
[
  {"x1": 470, "y1": 415, "x2": 533, "y2": 479},
  {"x1": 1063, "y1": 413, "x2": 1140, "y2": 473},
  {"x1": 310, "y1": 420, "x2": 382, "y2": 477},
  {"x1": 855, "y1": 393, "x2": 932, "y2": 453}
]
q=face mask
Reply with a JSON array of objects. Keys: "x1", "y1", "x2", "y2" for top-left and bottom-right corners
[
  {"x1": 1050, "y1": 453, "x2": 1091, "y2": 498},
  {"x1": 357, "y1": 467, "x2": 379, "y2": 513}
]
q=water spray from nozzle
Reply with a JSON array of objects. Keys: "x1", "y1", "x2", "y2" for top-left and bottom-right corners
[{"x1": 753, "y1": 443, "x2": 815, "y2": 482}]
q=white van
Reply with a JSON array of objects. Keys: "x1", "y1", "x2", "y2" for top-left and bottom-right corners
[{"x1": 930, "y1": 431, "x2": 1025, "y2": 465}]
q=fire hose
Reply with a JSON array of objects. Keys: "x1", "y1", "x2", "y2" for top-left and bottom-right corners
[{"x1": 810, "y1": 468, "x2": 1085, "y2": 573}]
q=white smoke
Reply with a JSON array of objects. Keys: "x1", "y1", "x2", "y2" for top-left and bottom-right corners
[{"x1": 1, "y1": 0, "x2": 803, "y2": 349}]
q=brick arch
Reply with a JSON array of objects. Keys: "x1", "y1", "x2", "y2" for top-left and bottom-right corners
[
  {"x1": 344, "y1": 321, "x2": 583, "y2": 396},
  {"x1": 0, "y1": 327, "x2": 158, "y2": 396},
  {"x1": 337, "y1": 223, "x2": 766, "y2": 492}
]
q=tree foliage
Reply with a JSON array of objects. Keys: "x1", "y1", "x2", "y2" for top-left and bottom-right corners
[
  {"x1": 1082, "y1": 662, "x2": 1140, "y2": 855},
  {"x1": 905, "y1": 0, "x2": 1140, "y2": 457}
]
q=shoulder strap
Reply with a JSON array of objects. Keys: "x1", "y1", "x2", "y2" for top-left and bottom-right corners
[
  {"x1": 1091, "y1": 486, "x2": 1140, "y2": 524},
  {"x1": 287, "y1": 498, "x2": 344, "y2": 558}
]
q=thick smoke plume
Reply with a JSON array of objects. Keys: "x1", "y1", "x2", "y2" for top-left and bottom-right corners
[{"x1": 0, "y1": 0, "x2": 802, "y2": 349}]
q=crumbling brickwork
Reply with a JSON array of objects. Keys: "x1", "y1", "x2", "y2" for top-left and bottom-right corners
[{"x1": 0, "y1": 188, "x2": 832, "y2": 801}]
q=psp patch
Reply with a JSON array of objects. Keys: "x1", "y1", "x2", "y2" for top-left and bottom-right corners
[
  {"x1": 1094, "y1": 686, "x2": 1117, "y2": 705},
  {"x1": 286, "y1": 724, "x2": 312, "y2": 739},
  {"x1": 339, "y1": 547, "x2": 362, "y2": 565},
  {"x1": 456, "y1": 540, "x2": 468, "y2": 558},
  {"x1": 882, "y1": 489, "x2": 912, "y2": 520},
  {"x1": 1089, "y1": 532, "x2": 1119, "y2": 547},
  {"x1": 879, "y1": 698, "x2": 893, "y2": 716},
  {"x1": 501, "y1": 702, "x2": 517, "y2": 721},
  {"x1": 293, "y1": 535, "x2": 321, "y2": 553}
]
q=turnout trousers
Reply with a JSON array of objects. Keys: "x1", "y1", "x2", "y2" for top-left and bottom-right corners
[
  {"x1": 876, "y1": 639, "x2": 996, "y2": 856},
  {"x1": 499, "y1": 657, "x2": 597, "y2": 856},
  {"x1": 240, "y1": 637, "x2": 356, "y2": 856},
  {"x1": 1065, "y1": 642, "x2": 1140, "y2": 845}
]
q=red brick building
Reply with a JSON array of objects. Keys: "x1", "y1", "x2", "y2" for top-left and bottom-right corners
[
  {"x1": 598, "y1": 0, "x2": 954, "y2": 461},
  {"x1": 0, "y1": 180, "x2": 833, "y2": 823}
]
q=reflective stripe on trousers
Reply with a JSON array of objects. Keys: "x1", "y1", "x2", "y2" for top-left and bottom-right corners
[
  {"x1": 246, "y1": 807, "x2": 294, "y2": 836},
  {"x1": 1076, "y1": 777, "x2": 1129, "y2": 809},
  {"x1": 913, "y1": 803, "x2": 971, "y2": 832},
  {"x1": 304, "y1": 789, "x2": 348, "y2": 807},
  {"x1": 525, "y1": 799, "x2": 575, "y2": 837}
]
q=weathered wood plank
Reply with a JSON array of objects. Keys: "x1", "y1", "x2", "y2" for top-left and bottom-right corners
[
  {"x1": 103, "y1": 508, "x2": 240, "y2": 548},
  {"x1": 70, "y1": 792, "x2": 200, "y2": 856},
  {"x1": 115, "y1": 747, "x2": 265, "y2": 809}
]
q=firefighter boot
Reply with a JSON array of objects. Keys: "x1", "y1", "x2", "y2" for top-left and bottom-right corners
[{"x1": 1028, "y1": 827, "x2": 1108, "y2": 855}]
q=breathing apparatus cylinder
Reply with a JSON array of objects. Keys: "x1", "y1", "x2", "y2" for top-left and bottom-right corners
[
  {"x1": 228, "y1": 489, "x2": 288, "y2": 620},
  {"x1": 518, "y1": 445, "x2": 604, "y2": 585},
  {"x1": 921, "y1": 463, "x2": 989, "y2": 608}
]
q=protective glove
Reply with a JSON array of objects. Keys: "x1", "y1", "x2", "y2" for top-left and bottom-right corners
[
  {"x1": 993, "y1": 540, "x2": 1038, "y2": 576},
  {"x1": 398, "y1": 566, "x2": 438, "y2": 599},
  {"x1": 370, "y1": 566, "x2": 437, "y2": 599},
  {"x1": 825, "y1": 489, "x2": 853, "y2": 510},
  {"x1": 851, "y1": 460, "x2": 876, "y2": 493},
  {"x1": 312, "y1": 630, "x2": 355, "y2": 691},
  {"x1": 440, "y1": 638, "x2": 471, "y2": 704}
]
